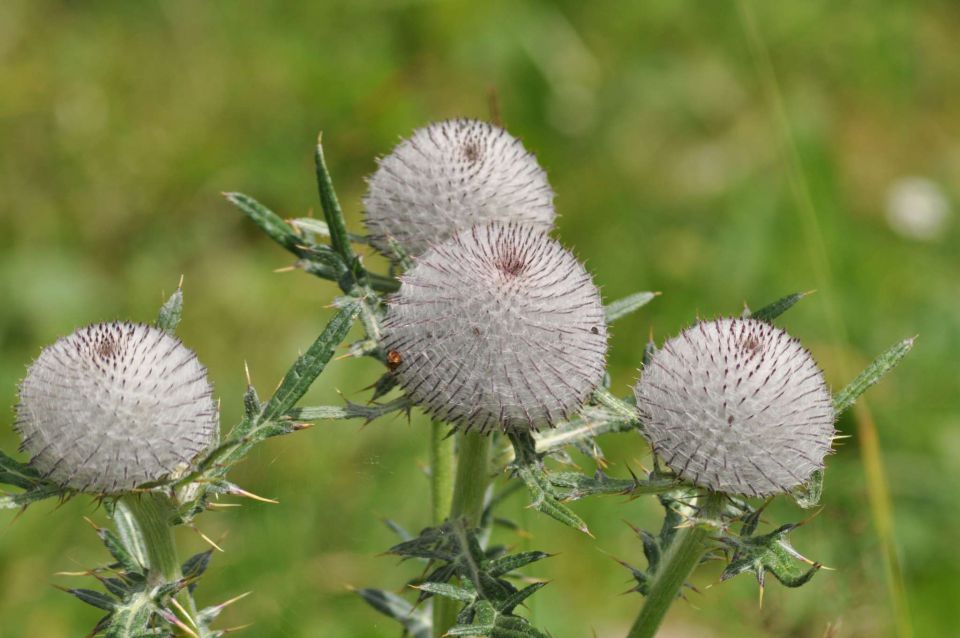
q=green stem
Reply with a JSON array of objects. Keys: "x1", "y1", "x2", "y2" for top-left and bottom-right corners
[
  {"x1": 115, "y1": 493, "x2": 182, "y2": 587},
  {"x1": 626, "y1": 492, "x2": 724, "y2": 638},
  {"x1": 430, "y1": 422, "x2": 455, "y2": 525},
  {"x1": 449, "y1": 431, "x2": 491, "y2": 527},
  {"x1": 433, "y1": 430, "x2": 492, "y2": 638}
]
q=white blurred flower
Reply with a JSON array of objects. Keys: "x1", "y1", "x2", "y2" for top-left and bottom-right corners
[{"x1": 885, "y1": 176, "x2": 950, "y2": 241}]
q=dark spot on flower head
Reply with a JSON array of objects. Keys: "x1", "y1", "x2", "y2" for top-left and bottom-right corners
[
  {"x1": 495, "y1": 250, "x2": 526, "y2": 277},
  {"x1": 95, "y1": 335, "x2": 118, "y2": 358},
  {"x1": 461, "y1": 141, "x2": 481, "y2": 163},
  {"x1": 742, "y1": 335, "x2": 761, "y2": 353}
]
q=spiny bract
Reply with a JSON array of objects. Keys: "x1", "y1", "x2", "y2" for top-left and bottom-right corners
[
  {"x1": 15, "y1": 322, "x2": 219, "y2": 494},
  {"x1": 634, "y1": 318, "x2": 835, "y2": 496},
  {"x1": 382, "y1": 223, "x2": 607, "y2": 433},
  {"x1": 363, "y1": 118, "x2": 555, "y2": 259}
]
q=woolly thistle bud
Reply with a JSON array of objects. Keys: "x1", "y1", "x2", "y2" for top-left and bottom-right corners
[
  {"x1": 382, "y1": 223, "x2": 607, "y2": 433},
  {"x1": 634, "y1": 318, "x2": 835, "y2": 497},
  {"x1": 363, "y1": 118, "x2": 555, "y2": 258},
  {"x1": 15, "y1": 322, "x2": 218, "y2": 494}
]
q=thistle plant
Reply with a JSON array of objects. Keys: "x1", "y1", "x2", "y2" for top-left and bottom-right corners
[{"x1": 1, "y1": 118, "x2": 915, "y2": 638}]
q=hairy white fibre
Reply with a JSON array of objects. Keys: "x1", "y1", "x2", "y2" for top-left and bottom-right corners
[
  {"x1": 634, "y1": 318, "x2": 835, "y2": 496},
  {"x1": 15, "y1": 322, "x2": 218, "y2": 494},
  {"x1": 363, "y1": 119, "x2": 555, "y2": 258},
  {"x1": 382, "y1": 223, "x2": 607, "y2": 432}
]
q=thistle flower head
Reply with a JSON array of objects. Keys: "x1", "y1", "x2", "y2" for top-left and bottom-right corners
[
  {"x1": 363, "y1": 119, "x2": 555, "y2": 258},
  {"x1": 15, "y1": 322, "x2": 219, "y2": 494},
  {"x1": 382, "y1": 223, "x2": 607, "y2": 433},
  {"x1": 634, "y1": 318, "x2": 835, "y2": 496}
]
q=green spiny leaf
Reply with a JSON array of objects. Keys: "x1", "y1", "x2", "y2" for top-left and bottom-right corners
[
  {"x1": 720, "y1": 522, "x2": 822, "y2": 589},
  {"x1": 155, "y1": 285, "x2": 183, "y2": 334},
  {"x1": 98, "y1": 527, "x2": 144, "y2": 576},
  {"x1": 103, "y1": 591, "x2": 158, "y2": 638},
  {"x1": 833, "y1": 336, "x2": 916, "y2": 414},
  {"x1": 750, "y1": 291, "x2": 811, "y2": 322},
  {"x1": 508, "y1": 431, "x2": 590, "y2": 534},
  {"x1": 496, "y1": 582, "x2": 547, "y2": 615},
  {"x1": 62, "y1": 588, "x2": 116, "y2": 611},
  {"x1": 354, "y1": 588, "x2": 431, "y2": 638},
  {"x1": 224, "y1": 192, "x2": 305, "y2": 255},
  {"x1": 314, "y1": 135, "x2": 356, "y2": 264},
  {"x1": 257, "y1": 302, "x2": 361, "y2": 423},
  {"x1": 604, "y1": 291, "x2": 658, "y2": 324},
  {"x1": 0, "y1": 450, "x2": 38, "y2": 489},
  {"x1": 485, "y1": 551, "x2": 552, "y2": 579},
  {"x1": 415, "y1": 582, "x2": 476, "y2": 603}
]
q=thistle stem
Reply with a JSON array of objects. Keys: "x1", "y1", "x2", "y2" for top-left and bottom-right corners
[
  {"x1": 625, "y1": 492, "x2": 724, "y2": 638},
  {"x1": 449, "y1": 431, "x2": 491, "y2": 526},
  {"x1": 429, "y1": 421, "x2": 455, "y2": 525},
  {"x1": 432, "y1": 430, "x2": 492, "y2": 637},
  {"x1": 115, "y1": 492, "x2": 182, "y2": 587}
]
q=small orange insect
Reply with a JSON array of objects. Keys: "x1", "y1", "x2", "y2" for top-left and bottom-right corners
[{"x1": 386, "y1": 350, "x2": 402, "y2": 371}]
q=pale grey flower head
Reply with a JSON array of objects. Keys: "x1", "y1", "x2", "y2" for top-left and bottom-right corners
[
  {"x1": 634, "y1": 318, "x2": 835, "y2": 497},
  {"x1": 15, "y1": 322, "x2": 219, "y2": 494},
  {"x1": 363, "y1": 118, "x2": 555, "y2": 259},
  {"x1": 382, "y1": 223, "x2": 607, "y2": 433}
]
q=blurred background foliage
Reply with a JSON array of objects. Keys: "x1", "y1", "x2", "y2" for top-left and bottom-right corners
[{"x1": 1, "y1": 1, "x2": 957, "y2": 636}]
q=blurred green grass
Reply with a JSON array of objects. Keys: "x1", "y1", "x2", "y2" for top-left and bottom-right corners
[{"x1": 1, "y1": 1, "x2": 958, "y2": 636}]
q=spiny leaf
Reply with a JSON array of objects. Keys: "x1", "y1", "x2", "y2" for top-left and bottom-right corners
[
  {"x1": 415, "y1": 582, "x2": 475, "y2": 603},
  {"x1": 98, "y1": 527, "x2": 144, "y2": 576},
  {"x1": 0, "y1": 449, "x2": 42, "y2": 490},
  {"x1": 508, "y1": 432, "x2": 590, "y2": 534},
  {"x1": 224, "y1": 192, "x2": 307, "y2": 256},
  {"x1": 314, "y1": 135, "x2": 356, "y2": 265},
  {"x1": 497, "y1": 582, "x2": 547, "y2": 615},
  {"x1": 102, "y1": 592, "x2": 158, "y2": 638},
  {"x1": 604, "y1": 291, "x2": 658, "y2": 324},
  {"x1": 285, "y1": 397, "x2": 410, "y2": 422},
  {"x1": 156, "y1": 286, "x2": 183, "y2": 335},
  {"x1": 257, "y1": 302, "x2": 361, "y2": 423},
  {"x1": 354, "y1": 588, "x2": 431, "y2": 638},
  {"x1": 833, "y1": 336, "x2": 916, "y2": 414},
  {"x1": 181, "y1": 550, "x2": 214, "y2": 590},
  {"x1": 447, "y1": 600, "x2": 551, "y2": 638},
  {"x1": 720, "y1": 521, "x2": 822, "y2": 589},
  {"x1": 0, "y1": 483, "x2": 64, "y2": 509},
  {"x1": 750, "y1": 291, "x2": 811, "y2": 322},
  {"x1": 486, "y1": 552, "x2": 552, "y2": 579},
  {"x1": 62, "y1": 588, "x2": 116, "y2": 611}
]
